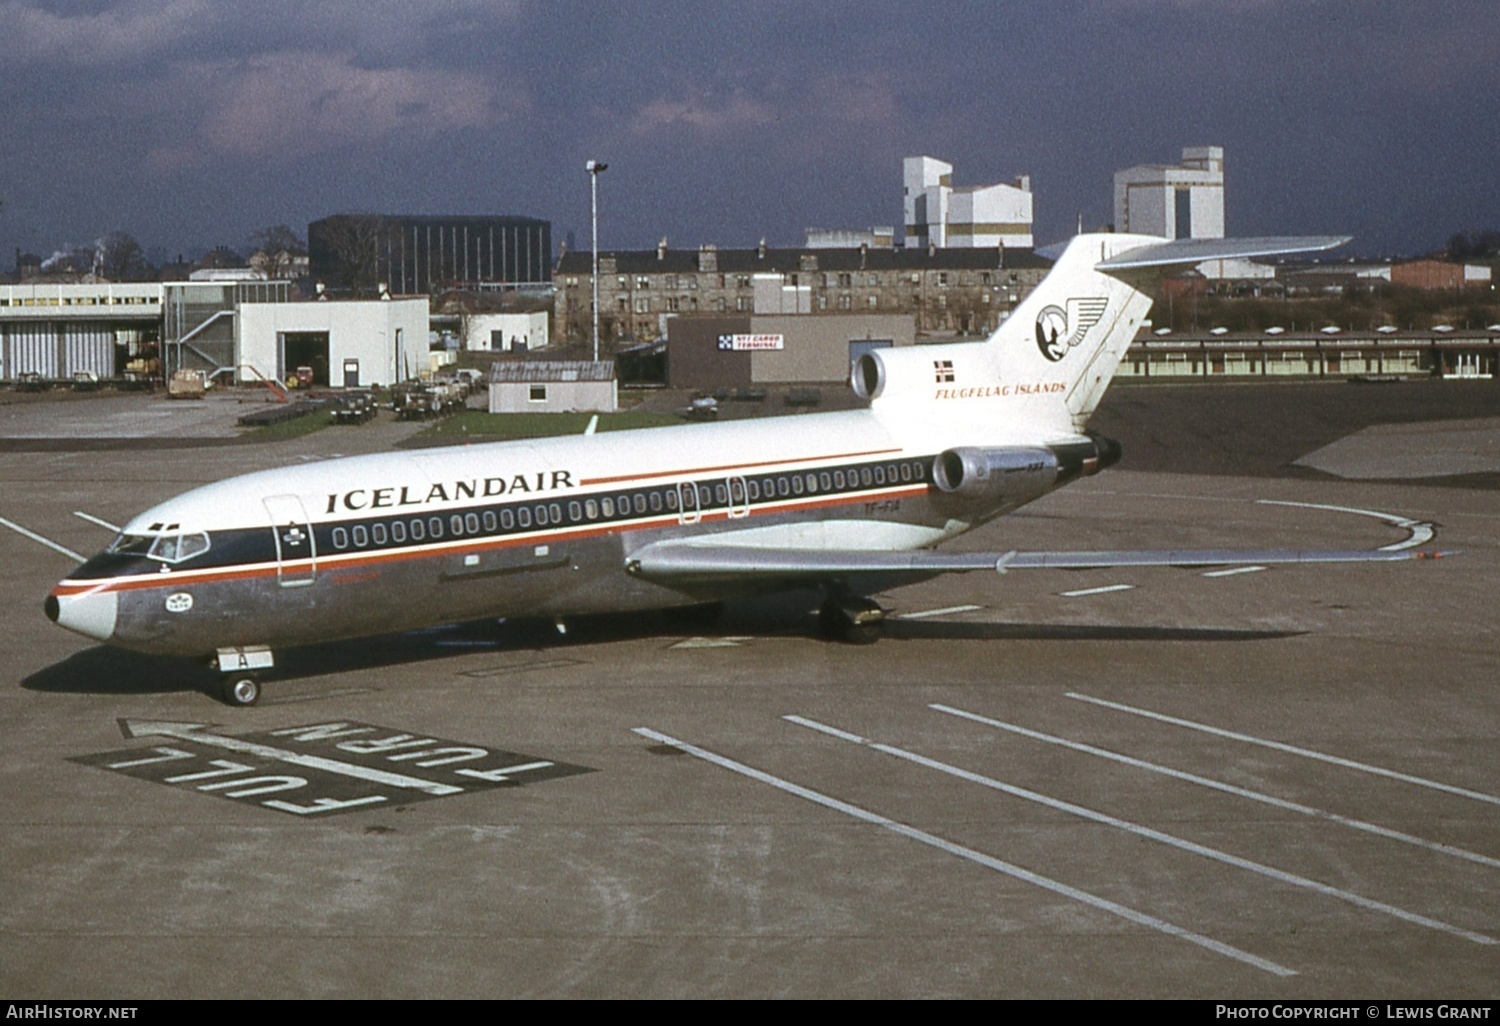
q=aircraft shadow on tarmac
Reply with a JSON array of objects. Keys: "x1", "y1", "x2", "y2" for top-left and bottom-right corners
[{"x1": 22, "y1": 591, "x2": 1303, "y2": 699}]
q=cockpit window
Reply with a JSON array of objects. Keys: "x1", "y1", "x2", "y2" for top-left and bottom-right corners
[
  {"x1": 108, "y1": 534, "x2": 155, "y2": 557},
  {"x1": 108, "y1": 530, "x2": 211, "y2": 564}
]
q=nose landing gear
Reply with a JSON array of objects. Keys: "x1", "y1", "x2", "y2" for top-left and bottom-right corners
[
  {"x1": 220, "y1": 675, "x2": 261, "y2": 707},
  {"x1": 211, "y1": 646, "x2": 275, "y2": 707}
]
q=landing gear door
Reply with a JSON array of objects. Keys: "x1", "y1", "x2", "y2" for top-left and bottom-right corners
[{"x1": 263, "y1": 494, "x2": 317, "y2": 587}]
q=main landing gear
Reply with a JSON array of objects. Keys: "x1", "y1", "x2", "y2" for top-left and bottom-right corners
[
  {"x1": 819, "y1": 595, "x2": 886, "y2": 645},
  {"x1": 211, "y1": 646, "x2": 274, "y2": 707}
]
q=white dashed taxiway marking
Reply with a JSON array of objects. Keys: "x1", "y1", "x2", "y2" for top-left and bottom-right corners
[
  {"x1": 931, "y1": 703, "x2": 1500, "y2": 871},
  {"x1": 1201, "y1": 565, "x2": 1266, "y2": 578},
  {"x1": 71, "y1": 510, "x2": 121, "y2": 532},
  {"x1": 899, "y1": 604, "x2": 983, "y2": 620},
  {"x1": 1069, "y1": 693, "x2": 1500, "y2": 808},
  {"x1": 0, "y1": 514, "x2": 84, "y2": 562},
  {"x1": 1059, "y1": 584, "x2": 1134, "y2": 598},
  {"x1": 635, "y1": 724, "x2": 1296, "y2": 976},
  {"x1": 785, "y1": 714, "x2": 1495, "y2": 947}
]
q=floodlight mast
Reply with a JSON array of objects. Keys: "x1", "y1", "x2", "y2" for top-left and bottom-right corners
[{"x1": 587, "y1": 159, "x2": 608, "y2": 362}]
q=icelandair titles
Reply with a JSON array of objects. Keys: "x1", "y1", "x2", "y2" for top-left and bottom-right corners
[{"x1": 327, "y1": 470, "x2": 575, "y2": 514}]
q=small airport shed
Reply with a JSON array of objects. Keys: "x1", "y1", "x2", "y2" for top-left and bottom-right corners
[
  {"x1": 236, "y1": 298, "x2": 428, "y2": 387},
  {"x1": 489, "y1": 360, "x2": 617, "y2": 413},
  {"x1": 463, "y1": 311, "x2": 549, "y2": 353}
]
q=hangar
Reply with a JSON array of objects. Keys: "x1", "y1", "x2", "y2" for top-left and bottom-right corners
[{"x1": 235, "y1": 298, "x2": 428, "y2": 388}]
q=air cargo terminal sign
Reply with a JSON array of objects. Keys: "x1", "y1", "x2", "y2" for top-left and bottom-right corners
[{"x1": 717, "y1": 333, "x2": 784, "y2": 351}]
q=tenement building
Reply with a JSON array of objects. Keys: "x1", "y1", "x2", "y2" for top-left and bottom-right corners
[{"x1": 552, "y1": 241, "x2": 1049, "y2": 345}]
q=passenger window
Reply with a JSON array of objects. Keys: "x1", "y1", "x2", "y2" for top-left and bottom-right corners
[
  {"x1": 633, "y1": 494, "x2": 646, "y2": 514},
  {"x1": 860, "y1": 468, "x2": 873, "y2": 486},
  {"x1": 428, "y1": 517, "x2": 444, "y2": 539},
  {"x1": 410, "y1": 519, "x2": 426, "y2": 541},
  {"x1": 601, "y1": 497, "x2": 614, "y2": 517},
  {"x1": 665, "y1": 490, "x2": 678, "y2": 510},
  {"x1": 568, "y1": 501, "x2": 582, "y2": 521},
  {"x1": 352, "y1": 525, "x2": 368, "y2": 547},
  {"x1": 391, "y1": 521, "x2": 407, "y2": 543},
  {"x1": 516, "y1": 507, "x2": 531, "y2": 528},
  {"x1": 874, "y1": 465, "x2": 886, "y2": 485},
  {"x1": 649, "y1": 491, "x2": 662, "y2": 513},
  {"x1": 372, "y1": 522, "x2": 388, "y2": 545},
  {"x1": 450, "y1": 515, "x2": 464, "y2": 536},
  {"x1": 819, "y1": 472, "x2": 832, "y2": 491},
  {"x1": 465, "y1": 513, "x2": 480, "y2": 534},
  {"x1": 714, "y1": 483, "x2": 728, "y2": 504},
  {"x1": 585, "y1": 499, "x2": 598, "y2": 519},
  {"x1": 535, "y1": 505, "x2": 549, "y2": 527},
  {"x1": 482, "y1": 511, "x2": 496, "y2": 532},
  {"x1": 805, "y1": 473, "x2": 817, "y2": 492},
  {"x1": 791, "y1": 476, "x2": 804, "y2": 495},
  {"x1": 500, "y1": 508, "x2": 514, "y2": 530},
  {"x1": 332, "y1": 527, "x2": 349, "y2": 549},
  {"x1": 834, "y1": 470, "x2": 846, "y2": 489},
  {"x1": 550, "y1": 502, "x2": 563, "y2": 523}
]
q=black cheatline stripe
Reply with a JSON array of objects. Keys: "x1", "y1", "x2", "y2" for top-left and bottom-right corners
[{"x1": 65, "y1": 454, "x2": 939, "y2": 584}]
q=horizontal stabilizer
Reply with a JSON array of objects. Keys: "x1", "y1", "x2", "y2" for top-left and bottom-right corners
[
  {"x1": 1096, "y1": 236, "x2": 1350, "y2": 272},
  {"x1": 627, "y1": 540, "x2": 1444, "y2": 584}
]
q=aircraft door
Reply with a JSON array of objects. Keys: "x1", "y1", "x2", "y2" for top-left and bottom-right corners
[
  {"x1": 677, "y1": 481, "x2": 701, "y2": 525},
  {"x1": 726, "y1": 475, "x2": 749, "y2": 519},
  {"x1": 263, "y1": 494, "x2": 317, "y2": 587}
]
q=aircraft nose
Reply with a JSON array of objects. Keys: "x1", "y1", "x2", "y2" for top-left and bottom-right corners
[{"x1": 48, "y1": 588, "x2": 119, "y2": 642}]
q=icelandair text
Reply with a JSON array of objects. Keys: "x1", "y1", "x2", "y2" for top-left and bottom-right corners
[{"x1": 327, "y1": 470, "x2": 576, "y2": 514}]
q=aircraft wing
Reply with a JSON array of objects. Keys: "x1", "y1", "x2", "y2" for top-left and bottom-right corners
[{"x1": 625, "y1": 540, "x2": 1443, "y2": 586}]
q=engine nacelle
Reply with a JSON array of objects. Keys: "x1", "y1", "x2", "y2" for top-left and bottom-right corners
[
  {"x1": 930, "y1": 435, "x2": 1122, "y2": 515},
  {"x1": 932, "y1": 446, "x2": 1060, "y2": 506}
]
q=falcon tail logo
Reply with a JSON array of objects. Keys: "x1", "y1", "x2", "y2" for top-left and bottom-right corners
[{"x1": 1036, "y1": 298, "x2": 1108, "y2": 361}]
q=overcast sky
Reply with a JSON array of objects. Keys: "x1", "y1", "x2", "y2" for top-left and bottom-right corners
[{"x1": 1, "y1": 0, "x2": 1495, "y2": 267}]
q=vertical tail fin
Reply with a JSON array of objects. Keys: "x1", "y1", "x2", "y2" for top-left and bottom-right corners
[
  {"x1": 861, "y1": 233, "x2": 1348, "y2": 437},
  {"x1": 985, "y1": 233, "x2": 1159, "y2": 432}
]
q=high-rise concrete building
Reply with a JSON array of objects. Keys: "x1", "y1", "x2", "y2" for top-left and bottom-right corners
[
  {"x1": 903, "y1": 156, "x2": 1034, "y2": 250},
  {"x1": 1113, "y1": 146, "x2": 1225, "y2": 240}
]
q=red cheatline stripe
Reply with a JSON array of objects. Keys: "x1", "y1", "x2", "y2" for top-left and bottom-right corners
[{"x1": 51, "y1": 484, "x2": 932, "y2": 597}]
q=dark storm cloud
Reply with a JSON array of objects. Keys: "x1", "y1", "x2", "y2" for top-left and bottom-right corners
[{"x1": 0, "y1": 0, "x2": 1495, "y2": 263}]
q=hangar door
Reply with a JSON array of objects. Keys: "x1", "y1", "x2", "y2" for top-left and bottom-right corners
[
  {"x1": 278, "y1": 331, "x2": 330, "y2": 386},
  {"x1": 848, "y1": 338, "x2": 892, "y2": 373}
]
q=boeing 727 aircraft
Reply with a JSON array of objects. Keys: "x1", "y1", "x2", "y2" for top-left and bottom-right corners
[{"x1": 46, "y1": 233, "x2": 1438, "y2": 705}]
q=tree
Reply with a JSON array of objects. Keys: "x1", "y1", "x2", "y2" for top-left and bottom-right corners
[
  {"x1": 95, "y1": 231, "x2": 150, "y2": 281},
  {"x1": 249, "y1": 224, "x2": 307, "y2": 280},
  {"x1": 309, "y1": 214, "x2": 387, "y2": 296}
]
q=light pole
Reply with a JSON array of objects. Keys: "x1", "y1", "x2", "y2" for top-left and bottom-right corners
[{"x1": 586, "y1": 159, "x2": 608, "y2": 361}]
